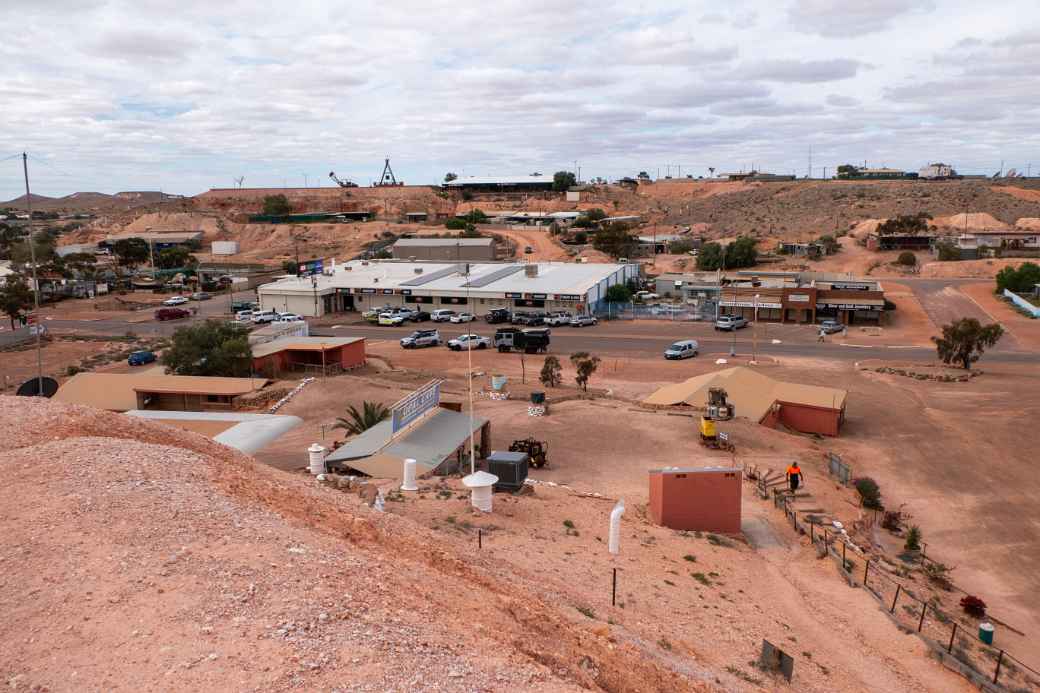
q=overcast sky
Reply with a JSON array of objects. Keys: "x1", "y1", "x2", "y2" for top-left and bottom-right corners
[{"x1": 2, "y1": 0, "x2": 1039, "y2": 198}]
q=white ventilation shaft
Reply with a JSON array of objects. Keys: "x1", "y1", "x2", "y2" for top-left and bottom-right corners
[
  {"x1": 401, "y1": 458, "x2": 418, "y2": 491},
  {"x1": 608, "y1": 499, "x2": 625, "y2": 554},
  {"x1": 462, "y1": 470, "x2": 499, "y2": 512},
  {"x1": 308, "y1": 443, "x2": 326, "y2": 475}
]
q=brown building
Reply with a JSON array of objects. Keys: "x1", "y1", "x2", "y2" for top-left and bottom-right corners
[
  {"x1": 391, "y1": 238, "x2": 497, "y2": 261},
  {"x1": 251, "y1": 337, "x2": 366, "y2": 378},
  {"x1": 53, "y1": 373, "x2": 267, "y2": 412},
  {"x1": 649, "y1": 467, "x2": 742, "y2": 533}
]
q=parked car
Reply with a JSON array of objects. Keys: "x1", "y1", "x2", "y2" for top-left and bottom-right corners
[
  {"x1": 394, "y1": 307, "x2": 416, "y2": 320},
  {"x1": 235, "y1": 309, "x2": 256, "y2": 321},
  {"x1": 162, "y1": 296, "x2": 189, "y2": 306},
  {"x1": 127, "y1": 350, "x2": 157, "y2": 366},
  {"x1": 494, "y1": 327, "x2": 550, "y2": 353},
  {"x1": 251, "y1": 310, "x2": 278, "y2": 324},
  {"x1": 449, "y1": 312, "x2": 476, "y2": 323},
  {"x1": 635, "y1": 291, "x2": 660, "y2": 301},
  {"x1": 231, "y1": 300, "x2": 257, "y2": 312},
  {"x1": 378, "y1": 312, "x2": 406, "y2": 326},
  {"x1": 400, "y1": 329, "x2": 441, "y2": 349},
  {"x1": 544, "y1": 311, "x2": 573, "y2": 326},
  {"x1": 819, "y1": 319, "x2": 844, "y2": 334},
  {"x1": 431, "y1": 309, "x2": 456, "y2": 322},
  {"x1": 189, "y1": 292, "x2": 212, "y2": 301},
  {"x1": 155, "y1": 307, "x2": 191, "y2": 321},
  {"x1": 664, "y1": 340, "x2": 699, "y2": 360},
  {"x1": 510, "y1": 311, "x2": 529, "y2": 325},
  {"x1": 447, "y1": 334, "x2": 490, "y2": 351},
  {"x1": 410, "y1": 310, "x2": 431, "y2": 322},
  {"x1": 277, "y1": 312, "x2": 304, "y2": 322},
  {"x1": 714, "y1": 315, "x2": 748, "y2": 331},
  {"x1": 514, "y1": 312, "x2": 546, "y2": 326},
  {"x1": 484, "y1": 308, "x2": 512, "y2": 324},
  {"x1": 362, "y1": 305, "x2": 394, "y2": 320},
  {"x1": 570, "y1": 314, "x2": 598, "y2": 327}
]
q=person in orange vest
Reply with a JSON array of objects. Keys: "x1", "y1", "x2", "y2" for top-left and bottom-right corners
[{"x1": 786, "y1": 462, "x2": 803, "y2": 493}]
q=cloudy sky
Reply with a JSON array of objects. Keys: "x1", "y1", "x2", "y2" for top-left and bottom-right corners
[{"x1": 2, "y1": 0, "x2": 1039, "y2": 198}]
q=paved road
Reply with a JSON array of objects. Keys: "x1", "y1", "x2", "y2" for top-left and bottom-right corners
[{"x1": 310, "y1": 321, "x2": 1038, "y2": 364}]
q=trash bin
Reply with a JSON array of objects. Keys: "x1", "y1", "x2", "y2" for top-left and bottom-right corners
[
  {"x1": 979, "y1": 622, "x2": 995, "y2": 645},
  {"x1": 531, "y1": 391, "x2": 546, "y2": 404}
]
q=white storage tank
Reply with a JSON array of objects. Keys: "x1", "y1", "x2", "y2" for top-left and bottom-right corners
[{"x1": 212, "y1": 241, "x2": 240, "y2": 256}]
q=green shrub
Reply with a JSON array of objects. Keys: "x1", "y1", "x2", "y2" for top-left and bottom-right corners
[
  {"x1": 897, "y1": 251, "x2": 917, "y2": 266},
  {"x1": 904, "y1": 525, "x2": 922, "y2": 551},
  {"x1": 854, "y1": 477, "x2": 883, "y2": 509}
]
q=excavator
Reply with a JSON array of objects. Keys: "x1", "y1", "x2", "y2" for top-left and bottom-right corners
[
  {"x1": 328, "y1": 171, "x2": 358, "y2": 188},
  {"x1": 699, "y1": 387, "x2": 735, "y2": 452}
]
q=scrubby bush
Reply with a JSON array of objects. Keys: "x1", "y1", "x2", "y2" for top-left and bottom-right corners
[
  {"x1": 854, "y1": 477, "x2": 883, "y2": 509},
  {"x1": 897, "y1": 251, "x2": 917, "y2": 266},
  {"x1": 960, "y1": 595, "x2": 987, "y2": 618},
  {"x1": 904, "y1": 525, "x2": 922, "y2": 551}
]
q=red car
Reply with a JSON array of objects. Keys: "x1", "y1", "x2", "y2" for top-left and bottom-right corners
[{"x1": 155, "y1": 307, "x2": 191, "y2": 321}]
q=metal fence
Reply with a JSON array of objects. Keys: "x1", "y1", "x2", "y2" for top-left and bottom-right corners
[
  {"x1": 770, "y1": 490, "x2": 1040, "y2": 691},
  {"x1": 595, "y1": 302, "x2": 711, "y2": 322},
  {"x1": 827, "y1": 452, "x2": 852, "y2": 486}
]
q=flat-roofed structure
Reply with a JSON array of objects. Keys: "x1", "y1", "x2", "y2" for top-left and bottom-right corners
[
  {"x1": 443, "y1": 175, "x2": 554, "y2": 192},
  {"x1": 258, "y1": 259, "x2": 638, "y2": 317},
  {"x1": 54, "y1": 373, "x2": 266, "y2": 412},
  {"x1": 251, "y1": 336, "x2": 366, "y2": 377},
  {"x1": 125, "y1": 411, "x2": 302, "y2": 453},
  {"x1": 100, "y1": 231, "x2": 204, "y2": 250},
  {"x1": 392, "y1": 237, "x2": 497, "y2": 261}
]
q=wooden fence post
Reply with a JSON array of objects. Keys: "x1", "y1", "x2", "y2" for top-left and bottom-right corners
[
  {"x1": 948, "y1": 622, "x2": 957, "y2": 653},
  {"x1": 890, "y1": 584, "x2": 901, "y2": 613},
  {"x1": 993, "y1": 650, "x2": 1004, "y2": 684},
  {"x1": 917, "y1": 602, "x2": 927, "y2": 632}
]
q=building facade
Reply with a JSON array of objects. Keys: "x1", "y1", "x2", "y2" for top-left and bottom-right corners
[{"x1": 257, "y1": 260, "x2": 639, "y2": 318}]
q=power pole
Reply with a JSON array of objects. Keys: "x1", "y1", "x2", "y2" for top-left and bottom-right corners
[
  {"x1": 808, "y1": 145, "x2": 813, "y2": 179},
  {"x1": 21, "y1": 153, "x2": 43, "y2": 396}
]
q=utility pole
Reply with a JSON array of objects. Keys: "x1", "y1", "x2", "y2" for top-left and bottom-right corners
[
  {"x1": 808, "y1": 145, "x2": 813, "y2": 179},
  {"x1": 22, "y1": 153, "x2": 43, "y2": 396}
]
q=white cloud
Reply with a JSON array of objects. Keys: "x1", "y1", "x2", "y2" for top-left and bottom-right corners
[{"x1": 0, "y1": 0, "x2": 1038, "y2": 196}]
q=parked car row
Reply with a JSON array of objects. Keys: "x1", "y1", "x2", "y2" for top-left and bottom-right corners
[
  {"x1": 161, "y1": 292, "x2": 212, "y2": 307},
  {"x1": 398, "y1": 327, "x2": 551, "y2": 354},
  {"x1": 233, "y1": 309, "x2": 304, "y2": 324}
]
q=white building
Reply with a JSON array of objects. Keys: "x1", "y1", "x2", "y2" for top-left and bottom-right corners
[{"x1": 257, "y1": 259, "x2": 638, "y2": 318}]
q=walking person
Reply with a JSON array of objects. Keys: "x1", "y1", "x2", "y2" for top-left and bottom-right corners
[
  {"x1": 817, "y1": 327, "x2": 826, "y2": 343},
  {"x1": 786, "y1": 462, "x2": 803, "y2": 493}
]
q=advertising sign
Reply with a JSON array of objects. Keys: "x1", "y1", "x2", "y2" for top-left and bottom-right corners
[
  {"x1": 297, "y1": 259, "x2": 324, "y2": 276},
  {"x1": 554, "y1": 294, "x2": 582, "y2": 301},
  {"x1": 816, "y1": 303, "x2": 876, "y2": 311},
  {"x1": 720, "y1": 300, "x2": 782, "y2": 309},
  {"x1": 786, "y1": 294, "x2": 811, "y2": 303},
  {"x1": 391, "y1": 381, "x2": 442, "y2": 434},
  {"x1": 830, "y1": 282, "x2": 872, "y2": 291}
]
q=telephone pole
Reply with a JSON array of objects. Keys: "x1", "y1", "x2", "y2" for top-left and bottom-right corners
[{"x1": 22, "y1": 153, "x2": 44, "y2": 396}]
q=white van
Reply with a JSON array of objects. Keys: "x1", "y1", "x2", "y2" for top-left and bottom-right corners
[
  {"x1": 431, "y1": 309, "x2": 457, "y2": 322},
  {"x1": 664, "y1": 339, "x2": 699, "y2": 360}
]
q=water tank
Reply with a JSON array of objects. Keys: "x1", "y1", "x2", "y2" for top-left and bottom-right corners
[{"x1": 307, "y1": 443, "x2": 326, "y2": 475}]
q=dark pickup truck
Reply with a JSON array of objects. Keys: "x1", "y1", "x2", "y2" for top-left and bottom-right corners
[
  {"x1": 485, "y1": 308, "x2": 512, "y2": 324},
  {"x1": 494, "y1": 327, "x2": 551, "y2": 354}
]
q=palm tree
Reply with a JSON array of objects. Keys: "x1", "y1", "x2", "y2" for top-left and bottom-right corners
[{"x1": 333, "y1": 401, "x2": 390, "y2": 435}]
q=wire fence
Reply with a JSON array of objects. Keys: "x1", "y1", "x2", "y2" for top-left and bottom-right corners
[
  {"x1": 595, "y1": 302, "x2": 712, "y2": 322},
  {"x1": 770, "y1": 490, "x2": 1040, "y2": 691}
]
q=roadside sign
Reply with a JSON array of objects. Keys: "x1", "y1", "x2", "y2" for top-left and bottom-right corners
[
  {"x1": 298, "y1": 259, "x2": 324, "y2": 276},
  {"x1": 390, "y1": 380, "x2": 442, "y2": 434}
]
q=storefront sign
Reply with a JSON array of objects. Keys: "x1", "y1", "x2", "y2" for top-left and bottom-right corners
[
  {"x1": 528, "y1": 293, "x2": 548, "y2": 300},
  {"x1": 830, "y1": 282, "x2": 873, "y2": 291},
  {"x1": 786, "y1": 294, "x2": 811, "y2": 303},
  {"x1": 505, "y1": 292, "x2": 523, "y2": 299},
  {"x1": 720, "y1": 300, "x2": 782, "y2": 309},
  {"x1": 439, "y1": 296, "x2": 467, "y2": 305},
  {"x1": 817, "y1": 303, "x2": 878, "y2": 311},
  {"x1": 391, "y1": 381, "x2": 441, "y2": 434},
  {"x1": 554, "y1": 294, "x2": 582, "y2": 301},
  {"x1": 381, "y1": 288, "x2": 394, "y2": 295},
  {"x1": 399, "y1": 289, "x2": 412, "y2": 296},
  {"x1": 357, "y1": 288, "x2": 377, "y2": 294},
  {"x1": 514, "y1": 299, "x2": 545, "y2": 308}
]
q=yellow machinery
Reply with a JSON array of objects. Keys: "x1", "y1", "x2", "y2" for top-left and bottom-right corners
[{"x1": 700, "y1": 388, "x2": 735, "y2": 451}]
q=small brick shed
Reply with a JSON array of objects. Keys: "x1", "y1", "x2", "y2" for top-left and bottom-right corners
[{"x1": 649, "y1": 466, "x2": 742, "y2": 534}]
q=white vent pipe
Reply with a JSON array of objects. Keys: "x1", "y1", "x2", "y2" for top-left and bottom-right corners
[
  {"x1": 401, "y1": 458, "x2": 418, "y2": 491},
  {"x1": 308, "y1": 443, "x2": 326, "y2": 475},
  {"x1": 608, "y1": 499, "x2": 625, "y2": 555}
]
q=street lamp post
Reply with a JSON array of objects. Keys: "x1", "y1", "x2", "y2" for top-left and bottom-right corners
[{"x1": 752, "y1": 294, "x2": 759, "y2": 364}]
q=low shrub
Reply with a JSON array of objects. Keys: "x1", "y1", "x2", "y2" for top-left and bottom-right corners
[
  {"x1": 960, "y1": 595, "x2": 987, "y2": 618},
  {"x1": 854, "y1": 477, "x2": 883, "y2": 509}
]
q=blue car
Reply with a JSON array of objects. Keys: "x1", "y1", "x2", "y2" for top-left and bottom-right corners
[{"x1": 127, "y1": 350, "x2": 157, "y2": 366}]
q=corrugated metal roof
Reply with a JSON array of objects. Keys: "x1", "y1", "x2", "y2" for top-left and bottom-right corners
[
  {"x1": 126, "y1": 410, "x2": 302, "y2": 453},
  {"x1": 394, "y1": 238, "x2": 494, "y2": 247},
  {"x1": 326, "y1": 407, "x2": 487, "y2": 477},
  {"x1": 444, "y1": 175, "x2": 551, "y2": 187},
  {"x1": 251, "y1": 336, "x2": 363, "y2": 359}
]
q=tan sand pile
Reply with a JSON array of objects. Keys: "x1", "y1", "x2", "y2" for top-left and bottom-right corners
[
  {"x1": 932, "y1": 212, "x2": 1009, "y2": 230},
  {"x1": 1014, "y1": 217, "x2": 1040, "y2": 230},
  {"x1": 0, "y1": 397, "x2": 707, "y2": 692},
  {"x1": 992, "y1": 185, "x2": 1040, "y2": 203}
]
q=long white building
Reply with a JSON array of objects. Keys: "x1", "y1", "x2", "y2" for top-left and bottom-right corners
[{"x1": 257, "y1": 259, "x2": 638, "y2": 318}]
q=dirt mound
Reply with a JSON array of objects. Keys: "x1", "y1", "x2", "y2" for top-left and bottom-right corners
[
  {"x1": 0, "y1": 397, "x2": 708, "y2": 692},
  {"x1": 992, "y1": 185, "x2": 1040, "y2": 203},
  {"x1": 1015, "y1": 217, "x2": 1040, "y2": 230},
  {"x1": 849, "y1": 219, "x2": 883, "y2": 239},
  {"x1": 932, "y1": 212, "x2": 1010, "y2": 230}
]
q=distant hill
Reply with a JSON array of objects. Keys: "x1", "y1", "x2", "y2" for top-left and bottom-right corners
[{"x1": 1, "y1": 191, "x2": 175, "y2": 212}]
